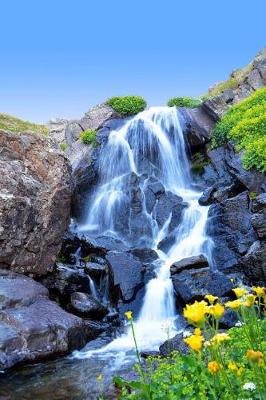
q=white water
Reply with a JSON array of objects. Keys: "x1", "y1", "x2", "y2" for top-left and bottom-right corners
[{"x1": 76, "y1": 107, "x2": 212, "y2": 357}]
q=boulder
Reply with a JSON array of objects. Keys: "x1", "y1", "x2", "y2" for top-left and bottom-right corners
[
  {"x1": 48, "y1": 118, "x2": 69, "y2": 146},
  {"x1": 0, "y1": 130, "x2": 72, "y2": 276},
  {"x1": 207, "y1": 191, "x2": 257, "y2": 273},
  {"x1": 154, "y1": 191, "x2": 186, "y2": 232},
  {"x1": 172, "y1": 268, "x2": 233, "y2": 303},
  {"x1": 159, "y1": 333, "x2": 189, "y2": 357},
  {"x1": 70, "y1": 292, "x2": 108, "y2": 320},
  {"x1": 170, "y1": 254, "x2": 209, "y2": 275},
  {"x1": 0, "y1": 270, "x2": 104, "y2": 370},
  {"x1": 179, "y1": 106, "x2": 215, "y2": 150},
  {"x1": 240, "y1": 241, "x2": 266, "y2": 284},
  {"x1": 106, "y1": 251, "x2": 143, "y2": 303}
]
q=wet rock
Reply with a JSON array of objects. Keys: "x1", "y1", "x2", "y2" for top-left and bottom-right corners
[
  {"x1": 70, "y1": 292, "x2": 108, "y2": 320},
  {"x1": 130, "y1": 248, "x2": 158, "y2": 264},
  {"x1": 0, "y1": 130, "x2": 72, "y2": 275},
  {"x1": 159, "y1": 333, "x2": 189, "y2": 357},
  {"x1": 198, "y1": 186, "x2": 216, "y2": 205},
  {"x1": 170, "y1": 255, "x2": 209, "y2": 275},
  {"x1": 251, "y1": 193, "x2": 266, "y2": 213},
  {"x1": 180, "y1": 106, "x2": 215, "y2": 151},
  {"x1": 172, "y1": 268, "x2": 233, "y2": 303},
  {"x1": 207, "y1": 191, "x2": 257, "y2": 273},
  {"x1": 219, "y1": 309, "x2": 238, "y2": 329},
  {"x1": 84, "y1": 262, "x2": 107, "y2": 279},
  {"x1": 157, "y1": 233, "x2": 176, "y2": 253},
  {"x1": 240, "y1": 241, "x2": 266, "y2": 284},
  {"x1": 82, "y1": 235, "x2": 129, "y2": 254},
  {"x1": 251, "y1": 212, "x2": 266, "y2": 238},
  {"x1": 0, "y1": 270, "x2": 102, "y2": 370},
  {"x1": 106, "y1": 251, "x2": 143, "y2": 303},
  {"x1": 141, "y1": 350, "x2": 160, "y2": 359},
  {"x1": 154, "y1": 191, "x2": 185, "y2": 232}
]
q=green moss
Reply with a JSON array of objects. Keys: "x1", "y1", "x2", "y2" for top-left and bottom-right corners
[
  {"x1": 249, "y1": 191, "x2": 257, "y2": 200},
  {"x1": 190, "y1": 152, "x2": 209, "y2": 175},
  {"x1": 206, "y1": 78, "x2": 238, "y2": 98},
  {"x1": 106, "y1": 96, "x2": 147, "y2": 116},
  {"x1": 167, "y1": 97, "x2": 201, "y2": 108},
  {"x1": 212, "y1": 87, "x2": 266, "y2": 172},
  {"x1": 59, "y1": 142, "x2": 68, "y2": 151},
  {"x1": 0, "y1": 113, "x2": 48, "y2": 135},
  {"x1": 83, "y1": 255, "x2": 91, "y2": 263},
  {"x1": 56, "y1": 254, "x2": 67, "y2": 263},
  {"x1": 80, "y1": 129, "x2": 98, "y2": 147}
]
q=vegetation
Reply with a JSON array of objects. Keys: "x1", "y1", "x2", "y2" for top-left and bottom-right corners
[
  {"x1": 167, "y1": 97, "x2": 201, "y2": 108},
  {"x1": 204, "y1": 61, "x2": 253, "y2": 99},
  {"x1": 212, "y1": 87, "x2": 266, "y2": 172},
  {"x1": 80, "y1": 129, "x2": 98, "y2": 147},
  {"x1": 114, "y1": 287, "x2": 266, "y2": 400},
  {"x1": 0, "y1": 112, "x2": 48, "y2": 134},
  {"x1": 190, "y1": 152, "x2": 209, "y2": 175},
  {"x1": 59, "y1": 142, "x2": 68, "y2": 151},
  {"x1": 106, "y1": 96, "x2": 147, "y2": 116}
]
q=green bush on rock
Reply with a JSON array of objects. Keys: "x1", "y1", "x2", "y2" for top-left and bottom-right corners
[
  {"x1": 106, "y1": 96, "x2": 147, "y2": 116},
  {"x1": 167, "y1": 97, "x2": 201, "y2": 108},
  {"x1": 80, "y1": 129, "x2": 98, "y2": 147},
  {"x1": 212, "y1": 87, "x2": 266, "y2": 172}
]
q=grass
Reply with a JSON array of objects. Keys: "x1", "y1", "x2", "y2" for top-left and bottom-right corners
[
  {"x1": 0, "y1": 112, "x2": 48, "y2": 135},
  {"x1": 80, "y1": 129, "x2": 98, "y2": 146}
]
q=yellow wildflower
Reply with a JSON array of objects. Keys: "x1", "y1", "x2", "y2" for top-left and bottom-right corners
[
  {"x1": 232, "y1": 288, "x2": 247, "y2": 298},
  {"x1": 208, "y1": 361, "x2": 221, "y2": 374},
  {"x1": 125, "y1": 311, "x2": 133, "y2": 320},
  {"x1": 183, "y1": 301, "x2": 208, "y2": 326},
  {"x1": 184, "y1": 334, "x2": 204, "y2": 352},
  {"x1": 208, "y1": 303, "x2": 225, "y2": 319},
  {"x1": 205, "y1": 294, "x2": 218, "y2": 304},
  {"x1": 228, "y1": 361, "x2": 243, "y2": 376},
  {"x1": 252, "y1": 287, "x2": 265, "y2": 297},
  {"x1": 244, "y1": 294, "x2": 255, "y2": 308},
  {"x1": 246, "y1": 350, "x2": 264, "y2": 364},
  {"x1": 225, "y1": 299, "x2": 242, "y2": 310},
  {"x1": 211, "y1": 333, "x2": 230, "y2": 345},
  {"x1": 97, "y1": 373, "x2": 103, "y2": 381},
  {"x1": 194, "y1": 328, "x2": 202, "y2": 336}
]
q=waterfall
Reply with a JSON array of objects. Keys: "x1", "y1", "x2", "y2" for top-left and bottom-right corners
[{"x1": 76, "y1": 106, "x2": 212, "y2": 356}]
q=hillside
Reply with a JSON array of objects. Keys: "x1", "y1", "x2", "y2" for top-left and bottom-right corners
[{"x1": 0, "y1": 112, "x2": 48, "y2": 135}]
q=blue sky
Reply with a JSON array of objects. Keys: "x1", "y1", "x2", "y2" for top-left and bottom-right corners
[{"x1": 0, "y1": 0, "x2": 265, "y2": 123}]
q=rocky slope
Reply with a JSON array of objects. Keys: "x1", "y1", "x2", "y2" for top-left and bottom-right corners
[{"x1": 0, "y1": 130, "x2": 73, "y2": 275}]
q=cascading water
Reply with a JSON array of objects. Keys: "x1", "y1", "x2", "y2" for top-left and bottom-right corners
[{"x1": 76, "y1": 106, "x2": 213, "y2": 357}]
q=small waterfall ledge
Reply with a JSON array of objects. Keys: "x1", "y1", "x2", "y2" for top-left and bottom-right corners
[{"x1": 75, "y1": 107, "x2": 213, "y2": 357}]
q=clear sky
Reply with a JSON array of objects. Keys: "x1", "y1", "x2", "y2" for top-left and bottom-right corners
[{"x1": 0, "y1": 0, "x2": 265, "y2": 123}]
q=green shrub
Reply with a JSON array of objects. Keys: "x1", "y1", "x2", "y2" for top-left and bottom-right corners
[
  {"x1": 80, "y1": 129, "x2": 98, "y2": 147},
  {"x1": 212, "y1": 87, "x2": 266, "y2": 172},
  {"x1": 106, "y1": 96, "x2": 147, "y2": 116},
  {"x1": 0, "y1": 112, "x2": 48, "y2": 135},
  {"x1": 167, "y1": 97, "x2": 201, "y2": 108},
  {"x1": 190, "y1": 152, "x2": 209, "y2": 175}
]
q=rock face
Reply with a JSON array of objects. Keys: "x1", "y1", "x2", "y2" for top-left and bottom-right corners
[
  {"x1": 202, "y1": 48, "x2": 266, "y2": 120},
  {"x1": 0, "y1": 270, "x2": 104, "y2": 370},
  {"x1": 70, "y1": 292, "x2": 108, "y2": 320},
  {"x1": 159, "y1": 332, "x2": 189, "y2": 357},
  {"x1": 0, "y1": 130, "x2": 73, "y2": 275},
  {"x1": 170, "y1": 255, "x2": 209, "y2": 275}
]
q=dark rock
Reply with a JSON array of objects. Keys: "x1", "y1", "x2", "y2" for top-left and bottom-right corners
[
  {"x1": 170, "y1": 255, "x2": 209, "y2": 275},
  {"x1": 198, "y1": 186, "x2": 216, "y2": 205},
  {"x1": 70, "y1": 292, "x2": 108, "y2": 320},
  {"x1": 141, "y1": 350, "x2": 160, "y2": 359},
  {"x1": 0, "y1": 270, "x2": 101, "y2": 370},
  {"x1": 154, "y1": 191, "x2": 185, "y2": 232},
  {"x1": 207, "y1": 191, "x2": 257, "y2": 273},
  {"x1": 159, "y1": 333, "x2": 189, "y2": 357},
  {"x1": 180, "y1": 106, "x2": 215, "y2": 151},
  {"x1": 83, "y1": 235, "x2": 129, "y2": 254},
  {"x1": 157, "y1": 233, "x2": 177, "y2": 253},
  {"x1": 106, "y1": 251, "x2": 143, "y2": 303},
  {"x1": 251, "y1": 193, "x2": 266, "y2": 213},
  {"x1": 172, "y1": 268, "x2": 233, "y2": 303},
  {"x1": 84, "y1": 262, "x2": 107, "y2": 279},
  {"x1": 240, "y1": 241, "x2": 266, "y2": 284},
  {"x1": 130, "y1": 248, "x2": 158, "y2": 263},
  {"x1": 251, "y1": 212, "x2": 266, "y2": 238},
  {"x1": 0, "y1": 130, "x2": 73, "y2": 275},
  {"x1": 219, "y1": 309, "x2": 238, "y2": 329}
]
